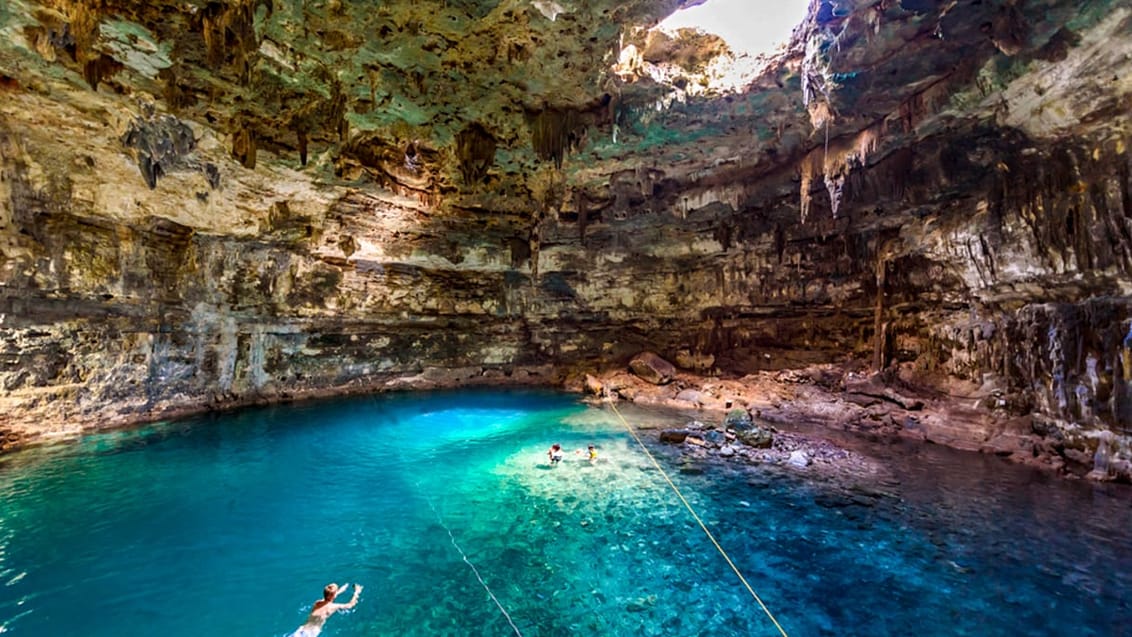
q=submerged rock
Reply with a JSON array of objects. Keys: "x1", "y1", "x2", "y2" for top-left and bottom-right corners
[
  {"x1": 625, "y1": 595, "x2": 657, "y2": 612},
  {"x1": 701, "y1": 429, "x2": 726, "y2": 445}
]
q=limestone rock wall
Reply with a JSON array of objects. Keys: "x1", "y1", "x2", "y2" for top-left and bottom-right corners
[
  {"x1": 0, "y1": 178, "x2": 561, "y2": 438},
  {"x1": 2, "y1": 0, "x2": 1132, "y2": 458}
]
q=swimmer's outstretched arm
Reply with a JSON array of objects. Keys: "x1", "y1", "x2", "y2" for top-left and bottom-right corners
[{"x1": 340, "y1": 584, "x2": 363, "y2": 610}]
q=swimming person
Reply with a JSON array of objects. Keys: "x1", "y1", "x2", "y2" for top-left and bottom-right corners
[
  {"x1": 575, "y1": 444, "x2": 598, "y2": 462},
  {"x1": 548, "y1": 443, "x2": 564, "y2": 465},
  {"x1": 290, "y1": 582, "x2": 363, "y2": 637}
]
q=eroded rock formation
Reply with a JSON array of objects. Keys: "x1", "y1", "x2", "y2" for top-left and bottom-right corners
[{"x1": 1, "y1": 0, "x2": 1131, "y2": 477}]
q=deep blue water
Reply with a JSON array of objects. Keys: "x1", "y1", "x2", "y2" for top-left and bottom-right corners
[{"x1": 0, "y1": 389, "x2": 1130, "y2": 637}]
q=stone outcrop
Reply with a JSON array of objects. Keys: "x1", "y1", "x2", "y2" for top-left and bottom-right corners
[
  {"x1": 629, "y1": 351, "x2": 676, "y2": 385},
  {"x1": 1, "y1": 0, "x2": 1131, "y2": 476}
]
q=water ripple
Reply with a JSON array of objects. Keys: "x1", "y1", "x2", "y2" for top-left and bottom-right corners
[{"x1": 0, "y1": 391, "x2": 1129, "y2": 637}]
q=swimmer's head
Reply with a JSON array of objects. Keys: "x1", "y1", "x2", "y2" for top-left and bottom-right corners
[{"x1": 323, "y1": 584, "x2": 338, "y2": 600}]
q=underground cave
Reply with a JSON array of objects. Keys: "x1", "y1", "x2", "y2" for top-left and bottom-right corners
[{"x1": 2, "y1": 0, "x2": 1132, "y2": 635}]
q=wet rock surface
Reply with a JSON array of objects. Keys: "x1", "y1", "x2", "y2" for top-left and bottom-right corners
[
  {"x1": 577, "y1": 363, "x2": 1132, "y2": 483},
  {"x1": 658, "y1": 417, "x2": 887, "y2": 486}
]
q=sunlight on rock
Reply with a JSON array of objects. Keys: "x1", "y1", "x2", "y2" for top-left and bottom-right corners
[{"x1": 643, "y1": 0, "x2": 810, "y2": 92}]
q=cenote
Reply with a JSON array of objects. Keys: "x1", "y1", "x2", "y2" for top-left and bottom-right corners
[{"x1": 1, "y1": 390, "x2": 1130, "y2": 637}]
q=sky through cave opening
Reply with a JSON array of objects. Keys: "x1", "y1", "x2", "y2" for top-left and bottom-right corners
[{"x1": 658, "y1": 0, "x2": 812, "y2": 59}]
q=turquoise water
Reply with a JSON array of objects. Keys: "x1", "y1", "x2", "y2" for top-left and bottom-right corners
[{"x1": 0, "y1": 389, "x2": 1130, "y2": 637}]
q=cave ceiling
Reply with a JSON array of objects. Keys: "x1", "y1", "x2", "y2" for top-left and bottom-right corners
[{"x1": 1, "y1": 0, "x2": 1127, "y2": 232}]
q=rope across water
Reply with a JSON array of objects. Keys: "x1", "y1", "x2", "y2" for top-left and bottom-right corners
[
  {"x1": 421, "y1": 491, "x2": 525, "y2": 637},
  {"x1": 412, "y1": 396, "x2": 788, "y2": 637},
  {"x1": 606, "y1": 400, "x2": 791, "y2": 637}
]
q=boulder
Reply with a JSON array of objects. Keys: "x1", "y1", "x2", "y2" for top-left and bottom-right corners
[
  {"x1": 659, "y1": 429, "x2": 690, "y2": 444},
  {"x1": 674, "y1": 349, "x2": 715, "y2": 371},
  {"x1": 674, "y1": 388, "x2": 704, "y2": 405},
  {"x1": 583, "y1": 373, "x2": 605, "y2": 396},
  {"x1": 736, "y1": 426, "x2": 774, "y2": 449},
  {"x1": 628, "y1": 352, "x2": 676, "y2": 385},
  {"x1": 788, "y1": 450, "x2": 811, "y2": 467},
  {"x1": 723, "y1": 408, "x2": 754, "y2": 432}
]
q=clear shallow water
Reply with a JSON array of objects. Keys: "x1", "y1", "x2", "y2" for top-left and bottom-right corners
[{"x1": 0, "y1": 389, "x2": 1129, "y2": 637}]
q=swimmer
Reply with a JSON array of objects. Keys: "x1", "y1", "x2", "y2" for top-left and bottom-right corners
[
  {"x1": 548, "y1": 443, "x2": 564, "y2": 465},
  {"x1": 587, "y1": 444, "x2": 597, "y2": 462},
  {"x1": 290, "y1": 582, "x2": 363, "y2": 637}
]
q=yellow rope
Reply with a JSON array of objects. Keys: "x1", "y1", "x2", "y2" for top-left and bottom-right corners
[{"x1": 607, "y1": 401, "x2": 790, "y2": 637}]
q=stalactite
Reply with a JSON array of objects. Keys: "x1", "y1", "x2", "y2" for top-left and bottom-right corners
[
  {"x1": 44, "y1": 0, "x2": 110, "y2": 90},
  {"x1": 1119, "y1": 325, "x2": 1132, "y2": 430},
  {"x1": 297, "y1": 128, "x2": 308, "y2": 166},
  {"x1": 898, "y1": 80, "x2": 953, "y2": 134},
  {"x1": 806, "y1": 99, "x2": 834, "y2": 132},
  {"x1": 529, "y1": 108, "x2": 583, "y2": 169},
  {"x1": 231, "y1": 125, "x2": 256, "y2": 169},
  {"x1": 873, "y1": 252, "x2": 888, "y2": 371},
  {"x1": 799, "y1": 124, "x2": 882, "y2": 223},
  {"x1": 200, "y1": 0, "x2": 264, "y2": 80},
  {"x1": 800, "y1": 160, "x2": 814, "y2": 223},
  {"x1": 65, "y1": 0, "x2": 104, "y2": 62},
  {"x1": 158, "y1": 66, "x2": 195, "y2": 111},
  {"x1": 529, "y1": 224, "x2": 541, "y2": 281},
  {"x1": 455, "y1": 123, "x2": 496, "y2": 185},
  {"x1": 201, "y1": 6, "x2": 220, "y2": 67},
  {"x1": 327, "y1": 81, "x2": 349, "y2": 142},
  {"x1": 990, "y1": 1, "x2": 1031, "y2": 55},
  {"x1": 574, "y1": 188, "x2": 588, "y2": 241},
  {"x1": 81, "y1": 53, "x2": 121, "y2": 90}
]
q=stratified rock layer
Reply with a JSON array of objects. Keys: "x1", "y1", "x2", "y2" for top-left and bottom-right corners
[{"x1": 2, "y1": 0, "x2": 1132, "y2": 474}]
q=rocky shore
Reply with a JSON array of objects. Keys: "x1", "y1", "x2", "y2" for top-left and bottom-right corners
[
  {"x1": 4, "y1": 348, "x2": 1130, "y2": 487},
  {"x1": 570, "y1": 352, "x2": 1132, "y2": 484}
]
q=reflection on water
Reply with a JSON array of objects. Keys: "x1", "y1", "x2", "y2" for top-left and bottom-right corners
[{"x1": 0, "y1": 390, "x2": 1129, "y2": 637}]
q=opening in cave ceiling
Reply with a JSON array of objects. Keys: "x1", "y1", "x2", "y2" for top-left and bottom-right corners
[
  {"x1": 644, "y1": 0, "x2": 811, "y2": 93},
  {"x1": 660, "y1": 0, "x2": 809, "y2": 57}
]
